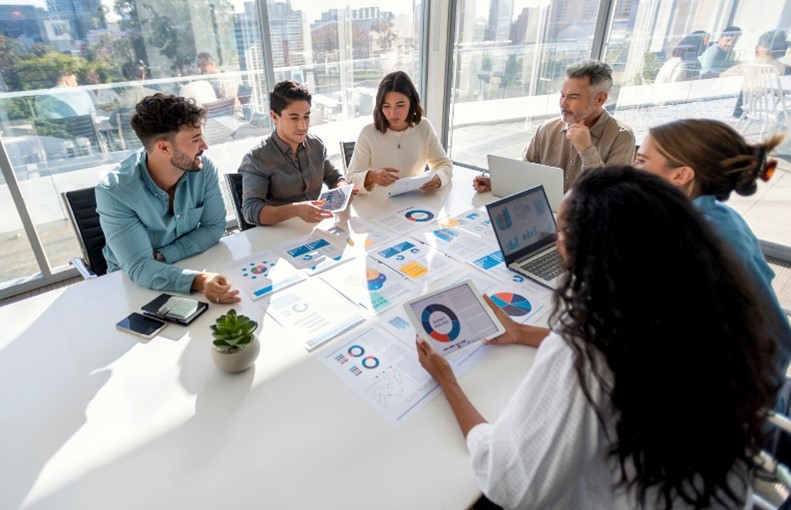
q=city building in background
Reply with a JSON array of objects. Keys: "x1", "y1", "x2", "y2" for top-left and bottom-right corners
[{"x1": 0, "y1": 0, "x2": 789, "y2": 299}]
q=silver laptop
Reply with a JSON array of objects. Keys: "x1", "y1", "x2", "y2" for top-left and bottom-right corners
[
  {"x1": 485, "y1": 185, "x2": 563, "y2": 289},
  {"x1": 487, "y1": 154, "x2": 564, "y2": 213}
]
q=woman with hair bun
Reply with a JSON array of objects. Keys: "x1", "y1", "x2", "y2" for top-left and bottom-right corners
[{"x1": 633, "y1": 118, "x2": 790, "y2": 379}]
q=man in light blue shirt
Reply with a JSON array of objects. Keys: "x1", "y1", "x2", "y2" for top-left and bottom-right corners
[
  {"x1": 699, "y1": 26, "x2": 742, "y2": 77},
  {"x1": 96, "y1": 93, "x2": 240, "y2": 303},
  {"x1": 34, "y1": 71, "x2": 96, "y2": 119}
]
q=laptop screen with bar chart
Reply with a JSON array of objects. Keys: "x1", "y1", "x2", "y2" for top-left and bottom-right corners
[{"x1": 485, "y1": 184, "x2": 563, "y2": 288}]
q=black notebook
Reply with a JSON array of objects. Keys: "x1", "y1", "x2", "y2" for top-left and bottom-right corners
[{"x1": 141, "y1": 293, "x2": 208, "y2": 325}]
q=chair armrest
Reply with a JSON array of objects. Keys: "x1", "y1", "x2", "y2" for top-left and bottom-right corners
[{"x1": 70, "y1": 256, "x2": 96, "y2": 280}]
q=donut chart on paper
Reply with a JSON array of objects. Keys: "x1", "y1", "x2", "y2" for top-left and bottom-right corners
[
  {"x1": 361, "y1": 356, "x2": 380, "y2": 369},
  {"x1": 404, "y1": 209, "x2": 435, "y2": 222},
  {"x1": 241, "y1": 260, "x2": 273, "y2": 280},
  {"x1": 490, "y1": 292, "x2": 532, "y2": 317},
  {"x1": 366, "y1": 268, "x2": 387, "y2": 290},
  {"x1": 420, "y1": 304, "x2": 461, "y2": 342},
  {"x1": 348, "y1": 345, "x2": 365, "y2": 357}
]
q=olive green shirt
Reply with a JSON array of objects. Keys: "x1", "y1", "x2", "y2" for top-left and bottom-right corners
[{"x1": 523, "y1": 110, "x2": 635, "y2": 191}]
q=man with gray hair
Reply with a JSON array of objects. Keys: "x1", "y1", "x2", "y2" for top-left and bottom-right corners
[{"x1": 474, "y1": 59, "x2": 635, "y2": 192}]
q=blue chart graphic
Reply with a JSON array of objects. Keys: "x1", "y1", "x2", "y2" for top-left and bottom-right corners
[
  {"x1": 432, "y1": 228, "x2": 458, "y2": 243},
  {"x1": 378, "y1": 241, "x2": 416, "y2": 259},
  {"x1": 362, "y1": 356, "x2": 380, "y2": 369},
  {"x1": 521, "y1": 226, "x2": 538, "y2": 241},
  {"x1": 320, "y1": 187, "x2": 349, "y2": 211},
  {"x1": 493, "y1": 207, "x2": 512, "y2": 230},
  {"x1": 405, "y1": 209, "x2": 435, "y2": 222},
  {"x1": 241, "y1": 259, "x2": 276, "y2": 297},
  {"x1": 348, "y1": 345, "x2": 365, "y2": 357},
  {"x1": 506, "y1": 236, "x2": 520, "y2": 252},
  {"x1": 534, "y1": 197, "x2": 548, "y2": 216},
  {"x1": 366, "y1": 268, "x2": 387, "y2": 290},
  {"x1": 490, "y1": 292, "x2": 532, "y2": 317},
  {"x1": 388, "y1": 315, "x2": 411, "y2": 330},
  {"x1": 241, "y1": 260, "x2": 273, "y2": 279},
  {"x1": 286, "y1": 238, "x2": 330, "y2": 258},
  {"x1": 421, "y1": 304, "x2": 461, "y2": 343},
  {"x1": 474, "y1": 252, "x2": 504, "y2": 270}
]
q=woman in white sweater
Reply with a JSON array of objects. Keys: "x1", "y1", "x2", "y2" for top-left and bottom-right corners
[
  {"x1": 417, "y1": 166, "x2": 777, "y2": 509},
  {"x1": 346, "y1": 71, "x2": 452, "y2": 193}
]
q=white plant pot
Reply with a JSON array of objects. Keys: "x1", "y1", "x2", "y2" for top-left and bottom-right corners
[{"x1": 211, "y1": 333, "x2": 260, "y2": 373}]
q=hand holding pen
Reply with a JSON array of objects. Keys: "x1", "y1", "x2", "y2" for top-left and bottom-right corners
[{"x1": 472, "y1": 169, "x2": 491, "y2": 193}]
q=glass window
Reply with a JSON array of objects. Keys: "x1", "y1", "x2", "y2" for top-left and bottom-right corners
[
  {"x1": 0, "y1": 0, "x2": 423, "y2": 296},
  {"x1": 448, "y1": 0, "x2": 605, "y2": 168},
  {"x1": 273, "y1": 2, "x2": 423, "y2": 166},
  {"x1": 604, "y1": 0, "x2": 791, "y2": 248}
]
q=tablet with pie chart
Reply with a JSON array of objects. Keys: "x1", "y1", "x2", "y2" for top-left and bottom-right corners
[{"x1": 403, "y1": 279, "x2": 505, "y2": 355}]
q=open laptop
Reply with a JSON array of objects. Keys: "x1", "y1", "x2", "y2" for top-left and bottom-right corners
[
  {"x1": 487, "y1": 154, "x2": 564, "y2": 213},
  {"x1": 485, "y1": 184, "x2": 563, "y2": 289}
]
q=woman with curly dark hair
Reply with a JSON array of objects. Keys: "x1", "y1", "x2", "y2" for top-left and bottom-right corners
[{"x1": 417, "y1": 166, "x2": 777, "y2": 509}]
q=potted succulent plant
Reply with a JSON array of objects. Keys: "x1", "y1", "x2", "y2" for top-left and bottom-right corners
[{"x1": 210, "y1": 309, "x2": 260, "y2": 373}]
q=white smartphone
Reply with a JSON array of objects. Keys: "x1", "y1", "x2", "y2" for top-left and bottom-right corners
[
  {"x1": 403, "y1": 279, "x2": 506, "y2": 356},
  {"x1": 116, "y1": 312, "x2": 168, "y2": 339}
]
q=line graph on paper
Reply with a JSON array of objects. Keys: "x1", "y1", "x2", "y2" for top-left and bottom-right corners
[{"x1": 365, "y1": 366, "x2": 406, "y2": 409}]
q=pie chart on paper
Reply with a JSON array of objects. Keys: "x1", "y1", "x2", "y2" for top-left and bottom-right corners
[{"x1": 490, "y1": 292, "x2": 532, "y2": 317}]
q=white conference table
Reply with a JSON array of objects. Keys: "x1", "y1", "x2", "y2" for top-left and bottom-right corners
[{"x1": 0, "y1": 166, "x2": 541, "y2": 510}]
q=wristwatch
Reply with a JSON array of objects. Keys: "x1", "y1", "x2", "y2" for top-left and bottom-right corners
[{"x1": 153, "y1": 250, "x2": 166, "y2": 263}]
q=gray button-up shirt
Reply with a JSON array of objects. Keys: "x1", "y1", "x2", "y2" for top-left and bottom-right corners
[{"x1": 239, "y1": 130, "x2": 343, "y2": 226}]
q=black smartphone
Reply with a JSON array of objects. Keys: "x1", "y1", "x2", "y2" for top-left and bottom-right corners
[{"x1": 116, "y1": 312, "x2": 168, "y2": 339}]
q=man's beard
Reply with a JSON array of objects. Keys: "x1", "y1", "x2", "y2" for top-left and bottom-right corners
[{"x1": 171, "y1": 150, "x2": 203, "y2": 172}]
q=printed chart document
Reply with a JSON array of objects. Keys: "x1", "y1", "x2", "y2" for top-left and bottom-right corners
[
  {"x1": 387, "y1": 173, "x2": 433, "y2": 197},
  {"x1": 439, "y1": 208, "x2": 497, "y2": 242},
  {"x1": 319, "y1": 184, "x2": 353, "y2": 212},
  {"x1": 372, "y1": 205, "x2": 441, "y2": 235},
  {"x1": 266, "y1": 278, "x2": 365, "y2": 351},
  {"x1": 277, "y1": 229, "x2": 356, "y2": 276},
  {"x1": 373, "y1": 239, "x2": 461, "y2": 286},
  {"x1": 468, "y1": 249, "x2": 556, "y2": 296},
  {"x1": 322, "y1": 217, "x2": 398, "y2": 252},
  {"x1": 410, "y1": 223, "x2": 492, "y2": 264},
  {"x1": 445, "y1": 270, "x2": 551, "y2": 326},
  {"x1": 320, "y1": 255, "x2": 421, "y2": 314},
  {"x1": 223, "y1": 249, "x2": 306, "y2": 301},
  {"x1": 321, "y1": 320, "x2": 488, "y2": 425}
]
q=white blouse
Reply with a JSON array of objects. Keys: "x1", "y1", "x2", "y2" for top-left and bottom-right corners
[{"x1": 466, "y1": 332, "x2": 750, "y2": 509}]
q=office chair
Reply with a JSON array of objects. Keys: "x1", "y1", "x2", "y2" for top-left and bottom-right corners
[
  {"x1": 62, "y1": 187, "x2": 107, "y2": 279},
  {"x1": 224, "y1": 173, "x2": 255, "y2": 231},
  {"x1": 110, "y1": 107, "x2": 143, "y2": 152},
  {"x1": 738, "y1": 63, "x2": 790, "y2": 139},
  {"x1": 753, "y1": 411, "x2": 791, "y2": 509},
  {"x1": 34, "y1": 115, "x2": 105, "y2": 158},
  {"x1": 203, "y1": 97, "x2": 237, "y2": 145},
  {"x1": 339, "y1": 141, "x2": 355, "y2": 172}
]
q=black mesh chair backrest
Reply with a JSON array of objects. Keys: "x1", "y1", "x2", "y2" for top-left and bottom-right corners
[
  {"x1": 205, "y1": 97, "x2": 236, "y2": 118},
  {"x1": 62, "y1": 187, "x2": 107, "y2": 276},
  {"x1": 224, "y1": 173, "x2": 254, "y2": 231},
  {"x1": 339, "y1": 141, "x2": 355, "y2": 172},
  {"x1": 34, "y1": 115, "x2": 104, "y2": 156}
]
